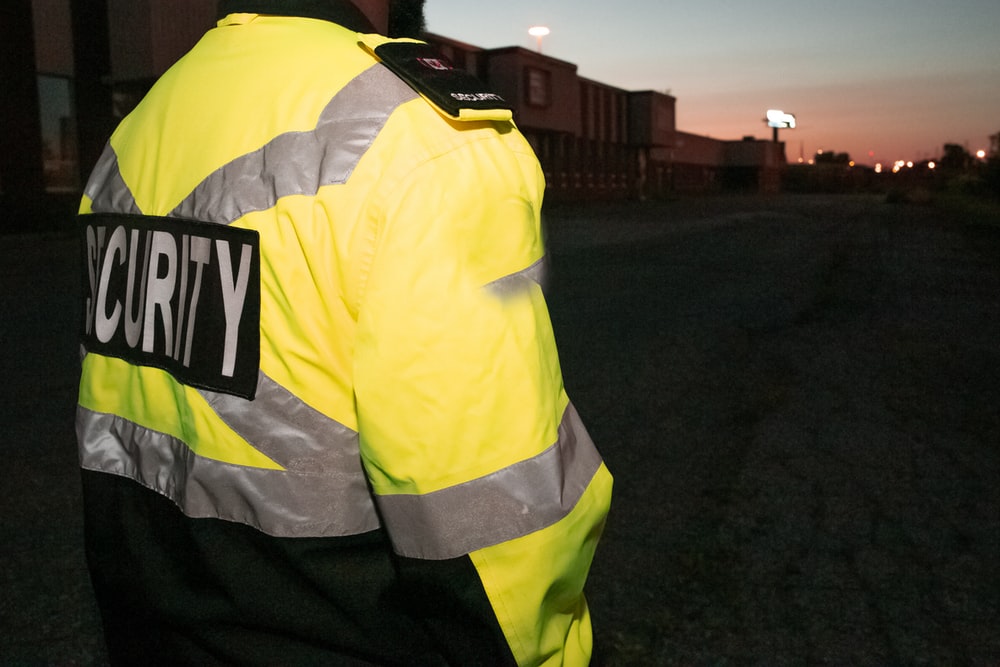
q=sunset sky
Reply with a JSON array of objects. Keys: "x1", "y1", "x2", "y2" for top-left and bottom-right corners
[{"x1": 425, "y1": 0, "x2": 1000, "y2": 167}]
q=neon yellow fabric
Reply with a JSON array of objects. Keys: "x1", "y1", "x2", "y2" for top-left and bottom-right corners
[
  {"x1": 353, "y1": 111, "x2": 557, "y2": 494},
  {"x1": 347, "y1": 59, "x2": 613, "y2": 664},
  {"x1": 471, "y1": 465, "x2": 613, "y2": 666},
  {"x1": 78, "y1": 353, "x2": 279, "y2": 469},
  {"x1": 79, "y1": 13, "x2": 610, "y2": 665}
]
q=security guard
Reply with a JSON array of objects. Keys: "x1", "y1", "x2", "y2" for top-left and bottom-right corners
[{"x1": 76, "y1": 1, "x2": 612, "y2": 664}]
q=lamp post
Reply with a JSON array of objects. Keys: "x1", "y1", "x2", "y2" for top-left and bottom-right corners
[{"x1": 528, "y1": 26, "x2": 550, "y2": 54}]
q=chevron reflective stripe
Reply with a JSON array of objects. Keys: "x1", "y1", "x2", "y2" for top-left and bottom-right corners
[
  {"x1": 486, "y1": 257, "x2": 546, "y2": 297},
  {"x1": 86, "y1": 143, "x2": 141, "y2": 215},
  {"x1": 172, "y1": 64, "x2": 418, "y2": 224},
  {"x1": 375, "y1": 403, "x2": 604, "y2": 560},
  {"x1": 78, "y1": 401, "x2": 379, "y2": 538},
  {"x1": 84, "y1": 63, "x2": 418, "y2": 224},
  {"x1": 198, "y1": 373, "x2": 365, "y2": 476}
]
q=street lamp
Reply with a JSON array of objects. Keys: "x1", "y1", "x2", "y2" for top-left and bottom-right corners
[{"x1": 528, "y1": 26, "x2": 550, "y2": 54}]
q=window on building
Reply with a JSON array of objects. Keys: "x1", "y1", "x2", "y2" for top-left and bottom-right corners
[
  {"x1": 525, "y1": 67, "x2": 551, "y2": 108},
  {"x1": 37, "y1": 74, "x2": 79, "y2": 192}
]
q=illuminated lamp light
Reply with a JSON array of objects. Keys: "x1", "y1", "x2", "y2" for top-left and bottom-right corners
[{"x1": 528, "y1": 26, "x2": 550, "y2": 53}]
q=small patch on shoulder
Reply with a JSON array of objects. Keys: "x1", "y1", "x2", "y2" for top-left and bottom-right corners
[{"x1": 363, "y1": 37, "x2": 513, "y2": 121}]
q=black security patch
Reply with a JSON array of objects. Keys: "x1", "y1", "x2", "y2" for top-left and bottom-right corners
[
  {"x1": 373, "y1": 41, "x2": 512, "y2": 118},
  {"x1": 79, "y1": 213, "x2": 261, "y2": 400}
]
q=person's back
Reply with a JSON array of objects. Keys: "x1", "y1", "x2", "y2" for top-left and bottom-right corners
[{"x1": 77, "y1": 2, "x2": 612, "y2": 665}]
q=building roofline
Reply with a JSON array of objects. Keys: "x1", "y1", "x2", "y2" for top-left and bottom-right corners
[
  {"x1": 628, "y1": 89, "x2": 677, "y2": 101},
  {"x1": 422, "y1": 31, "x2": 484, "y2": 53},
  {"x1": 480, "y1": 45, "x2": 579, "y2": 70}
]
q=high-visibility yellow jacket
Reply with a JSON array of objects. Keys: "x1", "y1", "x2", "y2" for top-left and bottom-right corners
[{"x1": 77, "y1": 4, "x2": 611, "y2": 665}]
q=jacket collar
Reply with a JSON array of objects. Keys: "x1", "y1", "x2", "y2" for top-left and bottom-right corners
[{"x1": 216, "y1": 0, "x2": 377, "y2": 32}]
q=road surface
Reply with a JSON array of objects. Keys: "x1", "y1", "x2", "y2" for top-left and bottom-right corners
[{"x1": 2, "y1": 194, "x2": 998, "y2": 665}]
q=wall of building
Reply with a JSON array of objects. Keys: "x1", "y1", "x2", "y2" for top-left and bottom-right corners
[
  {"x1": 628, "y1": 90, "x2": 676, "y2": 148},
  {"x1": 4, "y1": 6, "x2": 787, "y2": 231},
  {"x1": 485, "y1": 48, "x2": 581, "y2": 136},
  {"x1": 0, "y1": 1, "x2": 46, "y2": 226},
  {"x1": 32, "y1": 0, "x2": 74, "y2": 76},
  {"x1": 724, "y1": 138, "x2": 784, "y2": 193},
  {"x1": 441, "y1": 39, "x2": 783, "y2": 201},
  {"x1": 107, "y1": 0, "x2": 212, "y2": 83},
  {"x1": 148, "y1": 1, "x2": 216, "y2": 76},
  {"x1": 430, "y1": 35, "x2": 484, "y2": 77},
  {"x1": 107, "y1": 1, "x2": 153, "y2": 82}
]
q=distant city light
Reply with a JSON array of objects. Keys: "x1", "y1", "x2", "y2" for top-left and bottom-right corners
[
  {"x1": 928, "y1": 161, "x2": 936, "y2": 170},
  {"x1": 977, "y1": 149, "x2": 987, "y2": 160},
  {"x1": 875, "y1": 163, "x2": 883, "y2": 174}
]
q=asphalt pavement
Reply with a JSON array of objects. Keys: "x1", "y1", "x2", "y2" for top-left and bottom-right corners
[{"x1": 2, "y1": 194, "x2": 998, "y2": 665}]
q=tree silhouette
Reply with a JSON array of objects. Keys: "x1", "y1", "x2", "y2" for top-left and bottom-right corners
[
  {"x1": 815, "y1": 151, "x2": 851, "y2": 165},
  {"x1": 939, "y1": 144, "x2": 971, "y2": 172}
]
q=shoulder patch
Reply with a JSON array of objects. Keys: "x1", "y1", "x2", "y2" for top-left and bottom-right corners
[{"x1": 363, "y1": 37, "x2": 513, "y2": 122}]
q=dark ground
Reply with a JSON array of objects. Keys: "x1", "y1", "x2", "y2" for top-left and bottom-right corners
[{"x1": 2, "y1": 193, "x2": 998, "y2": 665}]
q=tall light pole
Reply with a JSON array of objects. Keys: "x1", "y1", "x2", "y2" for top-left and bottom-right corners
[{"x1": 528, "y1": 26, "x2": 550, "y2": 54}]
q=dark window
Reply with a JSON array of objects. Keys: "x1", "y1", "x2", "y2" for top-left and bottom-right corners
[
  {"x1": 37, "y1": 74, "x2": 79, "y2": 193},
  {"x1": 525, "y1": 67, "x2": 551, "y2": 108}
]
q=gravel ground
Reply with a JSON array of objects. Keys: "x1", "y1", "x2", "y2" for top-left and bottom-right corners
[
  {"x1": 1, "y1": 193, "x2": 998, "y2": 665},
  {"x1": 543, "y1": 194, "x2": 1000, "y2": 665}
]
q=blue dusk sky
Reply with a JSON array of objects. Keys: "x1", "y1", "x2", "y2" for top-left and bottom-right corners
[{"x1": 424, "y1": 0, "x2": 1000, "y2": 166}]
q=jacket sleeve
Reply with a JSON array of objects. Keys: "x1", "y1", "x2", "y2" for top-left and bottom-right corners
[{"x1": 352, "y1": 123, "x2": 612, "y2": 666}]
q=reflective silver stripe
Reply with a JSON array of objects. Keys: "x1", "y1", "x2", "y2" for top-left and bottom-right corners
[
  {"x1": 77, "y1": 404, "x2": 380, "y2": 538},
  {"x1": 85, "y1": 143, "x2": 141, "y2": 215},
  {"x1": 486, "y1": 257, "x2": 546, "y2": 298},
  {"x1": 198, "y1": 373, "x2": 364, "y2": 476},
  {"x1": 85, "y1": 64, "x2": 417, "y2": 223},
  {"x1": 171, "y1": 64, "x2": 419, "y2": 225},
  {"x1": 376, "y1": 402, "x2": 604, "y2": 560}
]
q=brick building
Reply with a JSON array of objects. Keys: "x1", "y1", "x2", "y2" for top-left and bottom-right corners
[
  {"x1": 1, "y1": 1, "x2": 784, "y2": 230},
  {"x1": 427, "y1": 33, "x2": 784, "y2": 201}
]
